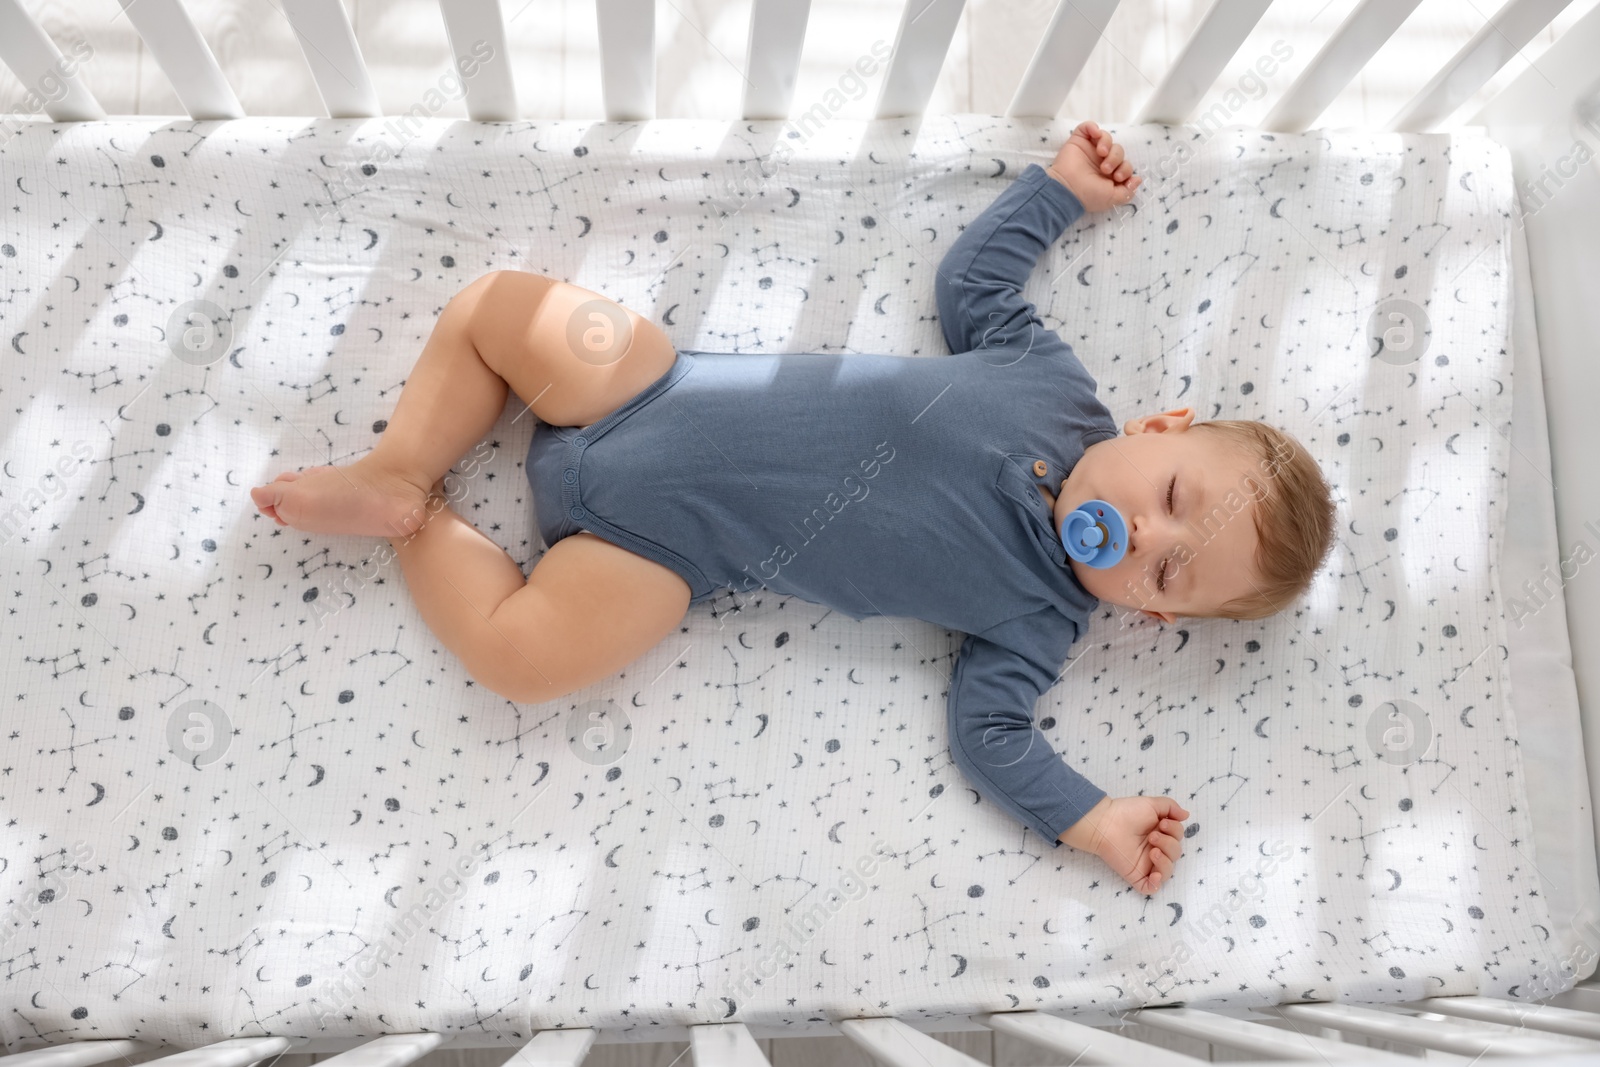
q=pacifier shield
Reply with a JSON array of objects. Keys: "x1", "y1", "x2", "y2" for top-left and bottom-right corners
[{"x1": 1060, "y1": 498, "x2": 1128, "y2": 568}]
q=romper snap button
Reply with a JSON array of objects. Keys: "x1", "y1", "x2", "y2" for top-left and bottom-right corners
[
  {"x1": 1033, "y1": 459, "x2": 1048, "y2": 477},
  {"x1": 573, "y1": 435, "x2": 588, "y2": 448},
  {"x1": 570, "y1": 506, "x2": 585, "y2": 520},
  {"x1": 563, "y1": 468, "x2": 577, "y2": 483}
]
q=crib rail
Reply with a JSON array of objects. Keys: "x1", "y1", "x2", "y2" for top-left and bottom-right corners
[
  {"x1": 1385, "y1": 0, "x2": 1578, "y2": 132},
  {"x1": 0, "y1": 1043, "x2": 145, "y2": 1067},
  {"x1": 1131, "y1": 0, "x2": 1273, "y2": 124},
  {"x1": 13, "y1": 997, "x2": 1600, "y2": 1067},
  {"x1": 0, "y1": 0, "x2": 101, "y2": 120},
  {"x1": 687, "y1": 1025, "x2": 770, "y2": 1067},
  {"x1": 277, "y1": 0, "x2": 380, "y2": 118},
  {"x1": 108, "y1": 0, "x2": 241, "y2": 119},
  {"x1": 1258, "y1": 0, "x2": 1424, "y2": 133},
  {"x1": 0, "y1": 0, "x2": 1586, "y2": 128}
]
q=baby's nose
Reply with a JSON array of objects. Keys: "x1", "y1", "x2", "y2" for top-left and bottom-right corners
[{"x1": 1124, "y1": 509, "x2": 1145, "y2": 552}]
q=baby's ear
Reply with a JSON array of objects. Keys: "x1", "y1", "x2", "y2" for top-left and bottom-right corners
[{"x1": 1124, "y1": 407, "x2": 1196, "y2": 436}]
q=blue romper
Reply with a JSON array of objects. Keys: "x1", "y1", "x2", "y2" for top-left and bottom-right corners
[{"x1": 526, "y1": 163, "x2": 1119, "y2": 845}]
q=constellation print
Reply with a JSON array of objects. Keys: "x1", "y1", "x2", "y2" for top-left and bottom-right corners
[{"x1": 0, "y1": 113, "x2": 1549, "y2": 1042}]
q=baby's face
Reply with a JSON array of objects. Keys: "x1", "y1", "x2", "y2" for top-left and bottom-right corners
[{"x1": 1054, "y1": 408, "x2": 1262, "y2": 623}]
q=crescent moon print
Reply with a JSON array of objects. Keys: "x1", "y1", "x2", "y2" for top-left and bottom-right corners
[{"x1": 0, "y1": 121, "x2": 1539, "y2": 1029}]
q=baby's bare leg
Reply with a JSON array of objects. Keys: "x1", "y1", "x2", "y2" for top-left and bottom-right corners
[
  {"x1": 252, "y1": 269, "x2": 676, "y2": 536},
  {"x1": 251, "y1": 269, "x2": 690, "y2": 700},
  {"x1": 386, "y1": 517, "x2": 691, "y2": 703},
  {"x1": 250, "y1": 272, "x2": 516, "y2": 537},
  {"x1": 363, "y1": 273, "x2": 513, "y2": 492}
]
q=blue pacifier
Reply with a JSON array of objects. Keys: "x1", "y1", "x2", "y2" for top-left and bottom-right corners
[{"x1": 1060, "y1": 498, "x2": 1128, "y2": 568}]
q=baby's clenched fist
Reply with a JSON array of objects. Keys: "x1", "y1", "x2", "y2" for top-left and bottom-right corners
[{"x1": 1048, "y1": 120, "x2": 1142, "y2": 212}]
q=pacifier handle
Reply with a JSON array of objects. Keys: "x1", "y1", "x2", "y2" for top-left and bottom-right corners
[{"x1": 1060, "y1": 498, "x2": 1128, "y2": 569}]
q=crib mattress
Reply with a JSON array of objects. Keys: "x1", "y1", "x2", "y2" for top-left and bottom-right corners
[{"x1": 0, "y1": 114, "x2": 1587, "y2": 1049}]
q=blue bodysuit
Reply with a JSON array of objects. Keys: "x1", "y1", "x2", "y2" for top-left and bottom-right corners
[{"x1": 526, "y1": 163, "x2": 1119, "y2": 845}]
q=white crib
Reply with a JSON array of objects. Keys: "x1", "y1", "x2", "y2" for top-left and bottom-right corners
[{"x1": 3, "y1": 0, "x2": 1600, "y2": 1064}]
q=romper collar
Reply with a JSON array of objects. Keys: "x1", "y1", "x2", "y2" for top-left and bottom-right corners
[{"x1": 994, "y1": 453, "x2": 1070, "y2": 568}]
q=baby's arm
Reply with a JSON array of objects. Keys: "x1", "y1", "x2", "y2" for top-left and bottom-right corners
[
  {"x1": 944, "y1": 628, "x2": 1106, "y2": 839},
  {"x1": 932, "y1": 120, "x2": 1140, "y2": 362},
  {"x1": 945, "y1": 613, "x2": 1188, "y2": 893},
  {"x1": 932, "y1": 156, "x2": 1088, "y2": 359}
]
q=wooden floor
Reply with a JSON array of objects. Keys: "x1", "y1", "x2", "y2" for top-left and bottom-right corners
[
  {"x1": 1, "y1": 0, "x2": 1596, "y2": 127},
  {"x1": 7, "y1": 0, "x2": 1597, "y2": 1063}
]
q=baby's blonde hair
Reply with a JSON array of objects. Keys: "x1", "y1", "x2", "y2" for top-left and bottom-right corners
[{"x1": 1189, "y1": 420, "x2": 1336, "y2": 620}]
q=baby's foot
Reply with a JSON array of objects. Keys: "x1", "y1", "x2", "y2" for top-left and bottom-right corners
[{"x1": 250, "y1": 460, "x2": 434, "y2": 538}]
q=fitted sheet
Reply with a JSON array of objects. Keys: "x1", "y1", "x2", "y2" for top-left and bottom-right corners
[{"x1": 0, "y1": 114, "x2": 1573, "y2": 1049}]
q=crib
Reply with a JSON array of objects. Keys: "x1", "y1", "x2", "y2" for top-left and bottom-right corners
[{"x1": 3, "y1": 0, "x2": 1600, "y2": 1064}]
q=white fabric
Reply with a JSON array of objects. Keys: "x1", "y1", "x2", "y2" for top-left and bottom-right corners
[
  {"x1": 0, "y1": 116, "x2": 1563, "y2": 1048},
  {"x1": 1502, "y1": 213, "x2": 1600, "y2": 981}
]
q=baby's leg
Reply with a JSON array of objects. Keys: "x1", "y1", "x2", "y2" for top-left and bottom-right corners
[
  {"x1": 251, "y1": 272, "x2": 517, "y2": 537},
  {"x1": 386, "y1": 517, "x2": 691, "y2": 703},
  {"x1": 251, "y1": 269, "x2": 690, "y2": 700},
  {"x1": 251, "y1": 269, "x2": 675, "y2": 536}
]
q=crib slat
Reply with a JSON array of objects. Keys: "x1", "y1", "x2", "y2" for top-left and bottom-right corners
[
  {"x1": 0, "y1": 0, "x2": 104, "y2": 120},
  {"x1": 277, "y1": 0, "x2": 380, "y2": 117},
  {"x1": 838, "y1": 1018, "x2": 985, "y2": 1067},
  {"x1": 1386, "y1": 0, "x2": 1575, "y2": 132},
  {"x1": 1134, "y1": 0, "x2": 1274, "y2": 125},
  {"x1": 974, "y1": 1011, "x2": 1203, "y2": 1065},
  {"x1": 1006, "y1": 0, "x2": 1122, "y2": 119},
  {"x1": 314, "y1": 1034, "x2": 445, "y2": 1067},
  {"x1": 596, "y1": 0, "x2": 654, "y2": 120},
  {"x1": 437, "y1": 0, "x2": 519, "y2": 120},
  {"x1": 1404, "y1": 995, "x2": 1600, "y2": 1041},
  {"x1": 115, "y1": 0, "x2": 244, "y2": 119},
  {"x1": 1259, "y1": 0, "x2": 1423, "y2": 132},
  {"x1": 0, "y1": 1042, "x2": 147, "y2": 1067},
  {"x1": 690, "y1": 1023, "x2": 770, "y2": 1067},
  {"x1": 1271, "y1": 1003, "x2": 1595, "y2": 1056},
  {"x1": 502, "y1": 1030, "x2": 598, "y2": 1067},
  {"x1": 741, "y1": 0, "x2": 812, "y2": 120},
  {"x1": 873, "y1": 0, "x2": 966, "y2": 119},
  {"x1": 1133, "y1": 1007, "x2": 1411, "y2": 1061},
  {"x1": 139, "y1": 1038, "x2": 294, "y2": 1067}
]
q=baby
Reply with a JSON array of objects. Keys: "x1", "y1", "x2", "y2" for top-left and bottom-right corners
[{"x1": 251, "y1": 121, "x2": 1336, "y2": 896}]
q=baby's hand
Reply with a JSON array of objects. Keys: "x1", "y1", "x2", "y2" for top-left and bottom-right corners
[
  {"x1": 1062, "y1": 794, "x2": 1190, "y2": 894},
  {"x1": 1048, "y1": 120, "x2": 1142, "y2": 212}
]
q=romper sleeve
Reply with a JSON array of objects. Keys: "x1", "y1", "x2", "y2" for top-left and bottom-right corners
[
  {"x1": 934, "y1": 162, "x2": 1087, "y2": 364},
  {"x1": 944, "y1": 607, "x2": 1106, "y2": 847}
]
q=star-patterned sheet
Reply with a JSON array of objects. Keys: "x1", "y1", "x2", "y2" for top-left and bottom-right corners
[{"x1": 0, "y1": 115, "x2": 1562, "y2": 1050}]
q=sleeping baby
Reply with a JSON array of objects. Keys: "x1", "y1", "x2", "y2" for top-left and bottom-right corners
[{"x1": 250, "y1": 120, "x2": 1337, "y2": 897}]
